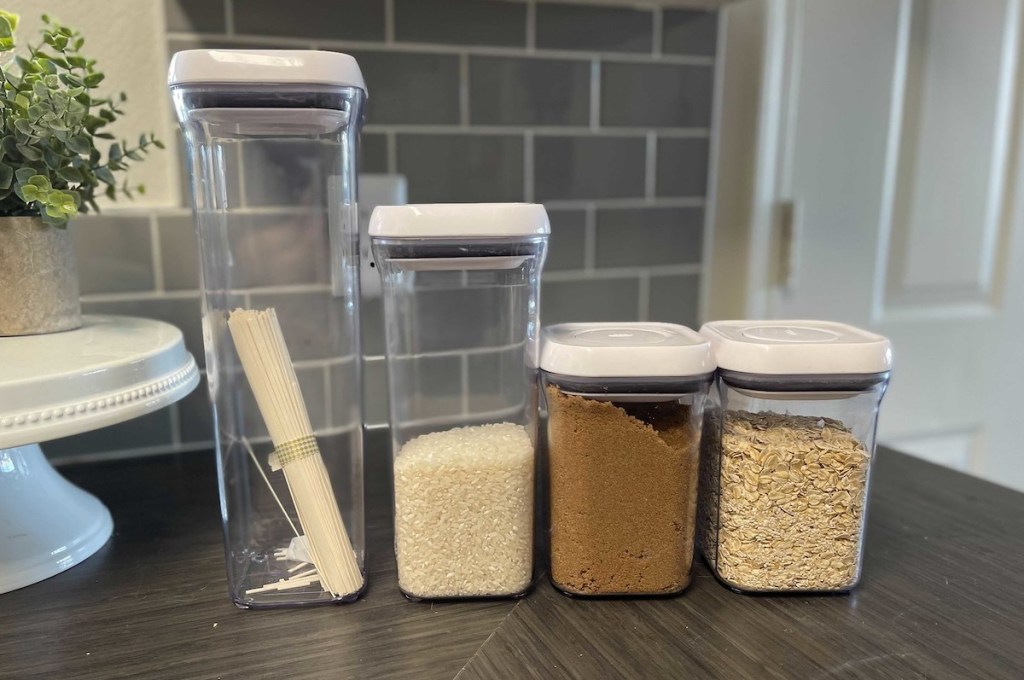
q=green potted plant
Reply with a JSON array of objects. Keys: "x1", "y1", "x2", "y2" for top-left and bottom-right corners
[{"x1": 0, "y1": 11, "x2": 161, "y2": 336}]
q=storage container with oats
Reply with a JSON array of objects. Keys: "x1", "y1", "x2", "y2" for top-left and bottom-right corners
[
  {"x1": 370, "y1": 204, "x2": 549, "y2": 600},
  {"x1": 697, "y1": 321, "x2": 892, "y2": 593},
  {"x1": 541, "y1": 323, "x2": 715, "y2": 596}
]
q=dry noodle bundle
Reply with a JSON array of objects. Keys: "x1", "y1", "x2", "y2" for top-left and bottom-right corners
[{"x1": 228, "y1": 308, "x2": 363, "y2": 598}]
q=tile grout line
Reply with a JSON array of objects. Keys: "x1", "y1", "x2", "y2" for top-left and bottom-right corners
[
  {"x1": 385, "y1": 0, "x2": 396, "y2": 44},
  {"x1": 546, "y1": 262, "x2": 703, "y2": 283},
  {"x1": 223, "y1": 0, "x2": 234, "y2": 35},
  {"x1": 583, "y1": 203, "x2": 596, "y2": 272},
  {"x1": 638, "y1": 271, "x2": 651, "y2": 321},
  {"x1": 589, "y1": 59, "x2": 601, "y2": 131},
  {"x1": 645, "y1": 132, "x2": 657, "y2": 199},
  {"x1": 544, "y1": 196, "x2": 704, "y2": 210},
  {"x1": 652, "y1": 7, "x2": 664, "y2": 57},
  {"x1": 526, "y1": 1, "x2": 537, "y2": 53},
  {"x1": 164, "y1": 31, "x2": 716, "y2": 66},
  {"x1": 363, "y1": 124, "x2": 710, "y2": 137},
  {"x1": 459, "y1": 53, "x2": 470, "y2": 127},
  {"x1": 386, "y1": 131, "x2": 398, "y2": 174},
  {"x1": 322, "y1": 365, "x2": 333, "y2": 429},
  {"x1": 524, "y1": 131, "x2": 534, "y2": 203},
  {"x1": 149, "y1": 213, "x2": 165, "y2": 293}
]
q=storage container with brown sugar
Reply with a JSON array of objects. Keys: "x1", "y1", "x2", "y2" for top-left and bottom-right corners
[
  {"x1": 697, "y1": 321, "x2": 892, "y2": 594},
  {"x1": 540, "y1": 323, "x2": 715, "y2": 597}
]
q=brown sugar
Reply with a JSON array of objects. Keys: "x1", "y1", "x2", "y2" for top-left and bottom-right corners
[{"x1": 545, "y1": 384, "x2": 700, "y2": 595}]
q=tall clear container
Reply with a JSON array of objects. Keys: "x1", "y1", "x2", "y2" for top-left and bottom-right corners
[
  {"x1": 369, "y1": 204, "x2": 549, "y2": 600},
  {"x1": 697, "y1": 321, "x2": 892, "y2": 593},
  {"x1": 540, "y1": 323, "x2": 715, "y2": 597},
  {"x1": 170, "y1": 50, "x2": 367, "y2": 607}
]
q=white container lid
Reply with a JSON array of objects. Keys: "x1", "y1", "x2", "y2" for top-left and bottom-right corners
[
  {"x1": 168, "y1": 50, "x2": 366, "y2": 91},
  {"x1": 540, "y1": 323, "x2": 715, "y2": 379},
  {"x1": 369, "y1": 203, "x2": 550, "y2": 239},
  {"x1": 699, "y1": 320, "x2": 892, "y2": 375}
]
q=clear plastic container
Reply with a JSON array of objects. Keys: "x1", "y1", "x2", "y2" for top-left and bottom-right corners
[
  {"x1": 170, "y1": 50, "x2": 367, "y2": 607},
  {"x1": 540, "y1": 323, "x2": 715, "y2": 596},
  {"x1": 697, "y1": 321, "x2": 892, "y2": 593},
  {"x1": 369, "y1": 203, "x2": 549, "y2": 600}
]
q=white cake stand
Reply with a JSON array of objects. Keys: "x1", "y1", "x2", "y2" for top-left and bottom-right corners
[{"x1": 0, "y1": 315, "x2": 200, "y2": 594}]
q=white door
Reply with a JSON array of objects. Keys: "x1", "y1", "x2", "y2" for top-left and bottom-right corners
[{"x1": 709, "y1": 0, "x2": 1024, "y2": 488}]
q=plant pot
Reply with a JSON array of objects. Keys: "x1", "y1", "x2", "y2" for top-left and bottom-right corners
[{"x1": 0, "y1": 216, "x2": 82, "y2": 336}]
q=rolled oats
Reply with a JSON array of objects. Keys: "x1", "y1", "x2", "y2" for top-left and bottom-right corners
[{"x1": 698, "y1": 409, "x2": 870, "y2": 591}]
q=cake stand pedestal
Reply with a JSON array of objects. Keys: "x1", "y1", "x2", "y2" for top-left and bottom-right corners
[{"x1": 0, "y1": 315, "x2": 199, "y2": 594}]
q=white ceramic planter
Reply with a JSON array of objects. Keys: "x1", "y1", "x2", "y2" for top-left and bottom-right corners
[{"x1": 0, "y1": 216, "x2": 82, "y2": 336}]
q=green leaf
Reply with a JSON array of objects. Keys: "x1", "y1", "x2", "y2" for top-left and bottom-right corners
[
  {"x1": 83, "y1": 72, "x2": 104, "y2": 87},
  {"x1": 13, "y1": 118, "x2": 34, "y2": 135},
  {"x1": 94, "y1": 166, "x2": 115, "y2": 185},
  {"x1": 0, "y1": 11, "x2": 18, "y2": 53},
  {"x1": 15, "y1": 167, "x2": 35, "y2": 184},
  {"x1": 16, "y1": 143, "x2": 41, "y2": 160},
  {"x1": 13, "y1": 93, "x2": 28, "y2": 111},
  {"x1": 27, "y1": 175, "x2": 51, "y2": 190},
  {"x1": 15, "y1": 55, "x2": 39, "y2": 73},
  {"x1": 43, "y1": 74, "x2": 59, "y2": 89},
  {"x1": 0, "y1": 163, "x2": 12, "y2": 189},
  {"x1": 58, "y1": 72, "x2": 82, "y2": 88},
  {"x1": 137, "y1": 184, "x2": 145, "y2": 195},
  {"x1": 42, "y1": 147, "x2": 62, "y2": 169},
  {"x1": 20, "y1": 184, "x2": 40, "y2": 201},
  {"x1": 94, "y1": 132, "x2": 114, "y2": 140},
  {"x1": 56, "y1": 166, "x2": 83, "y2": 183},
  {"x1": 109, "y1": 142, "x2": 122, "y2": 161},
  {"x1": 66, "y1": 134, "x2": 90, "y2": 155},
  {"x1": 67, "y1": 55, "x2": 87, "y2": 68},
  {"x1": 126, "y1": 150, "x2": 143, "y2": 161},
  {"x1": 153, "y1": 139, "x2": 165, "y2": 150}
]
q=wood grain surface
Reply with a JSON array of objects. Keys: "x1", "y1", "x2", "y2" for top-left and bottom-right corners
[{"x1": 1, "y1": 432, "x2": 1022, "y2": 679}]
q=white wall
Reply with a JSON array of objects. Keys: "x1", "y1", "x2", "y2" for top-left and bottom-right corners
[{"x1": 4, "y1": 1, "x2": 178, "y2": 207}]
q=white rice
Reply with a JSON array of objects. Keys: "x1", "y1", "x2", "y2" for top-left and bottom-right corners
[{"x1": 393, "y1": 422, "x2": 534, "y2": 598}]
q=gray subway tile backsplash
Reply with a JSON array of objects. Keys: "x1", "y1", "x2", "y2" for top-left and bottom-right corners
[
  {"x1": 52, "y1": 1, "x2": 720, "y2": 461},
  {"x1": 534, "y1": 136, "x2": 646, "y2": 201},
  {"x1": 361, "y1": 358, "x2": 389, "y2": 426},
  {"x1": 165, "y1": 0, "x2": 226, "y2": 33},
  {"x1": 657, "y1": 137, "x2": 710, "y2": 197},
  {"x1": 542, "y1": 277, "x2": 639, "y2": 324},
  {"x1": 663, "y1": 10, "x2": 719, "y2": 57},
  {"x1": 595, "y1": 207, "x2": 703, "y2": 268},
  {"x1": 469, "y1": 56, "x2": 590, "y2": 127},
  {"x1": 648, "y1": 273, "x2": 701, "y2": 327},
  {"x1": 73, "y1": 215, "x2": 155, "y2": 295},
  {"x1": 397, "y1": 134, "x2": 524, "y2": 202},
  {"x1": 601, "y1": 62, "x2": 714, "y2": 128},
  {"x1": 347, "y1": 51, "x2": 461, "y2": 126},
  {"x1": 536, "y1": 3, "x2": 653, "y2": 53},
  {"x1": 247, "y1": 291, "x2": 358, "y2": 361},
  {"x1": 233, "y1": 0, "x2": 385, "y2": 41},
  {"x1": 362, "y1": 134, "x2": 389, "y2": 173},
  {"x1": 395, "y1": 0, "x2": 527, "y2": 47},
  {"x1": 158, "y1": 215, "x2": 200, "y2": 291},
  {"x1": 545, "y1": 209, "x2": 588, "y2": 271}
]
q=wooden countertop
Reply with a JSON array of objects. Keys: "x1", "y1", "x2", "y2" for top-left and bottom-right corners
[{"x1": 2, "y1": 431, "x2": 1023, "y2": 679}]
